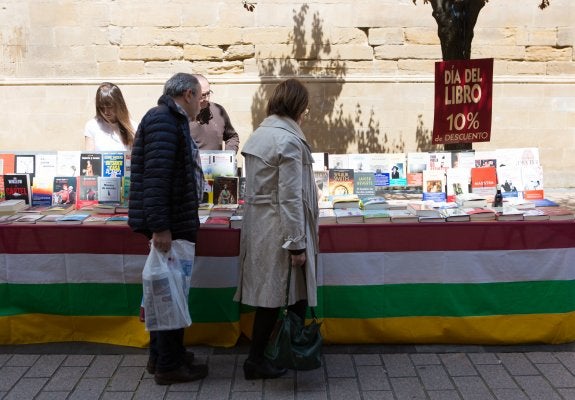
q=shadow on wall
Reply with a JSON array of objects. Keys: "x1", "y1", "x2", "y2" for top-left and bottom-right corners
[{"x1": 250, "y1": 4, "x2": 420, "y2": 155}]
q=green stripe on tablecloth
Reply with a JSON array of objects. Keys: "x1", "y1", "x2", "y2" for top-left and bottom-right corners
[
  {"x1": 0, "y1": 284, "x2": 239, "y2": 323},
  {"x1": 317, "y1": 280, "x2": 575, "y2": 318}
]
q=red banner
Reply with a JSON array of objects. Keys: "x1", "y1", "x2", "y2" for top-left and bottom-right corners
[{"x1": 433, "y1": 58, "x2": 493, "y2": 145}]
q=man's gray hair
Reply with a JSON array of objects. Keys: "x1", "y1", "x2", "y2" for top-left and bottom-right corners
[{"x1": 163, "y1": 73, "x2": 199, "y2": 97}]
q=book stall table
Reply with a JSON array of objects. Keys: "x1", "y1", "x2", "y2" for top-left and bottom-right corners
[{"x1": 1, "y1": 221, "x2": 575, "y2": 347}]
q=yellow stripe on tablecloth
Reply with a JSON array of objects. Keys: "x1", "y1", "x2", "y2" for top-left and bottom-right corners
[
  {"x1": 320, "y1": 313, "x2": 575, "y2": 345},
  {"x1": 0, "y1": 315, "x2": 240, "y2": 348}
]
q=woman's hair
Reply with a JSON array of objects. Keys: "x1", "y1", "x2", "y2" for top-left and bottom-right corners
[
  {"x1": 266, "y1": 78, "x2": 309, "y2": 121},
  {"x1": 95, "y1": 82, "x2": 135, "y2": 148}
]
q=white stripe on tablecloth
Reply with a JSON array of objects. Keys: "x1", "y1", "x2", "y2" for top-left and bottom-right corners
[{"x1": 317, "y1": 248, "x2": 575, "y2": 286}]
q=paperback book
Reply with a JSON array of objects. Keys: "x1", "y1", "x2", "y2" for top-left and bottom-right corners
[
  {"x1": 102, "y1": 152, "x2": 125, "y2": 177},
  {"x1": 328, "y1": 169, "x2": 354, "y2": 196},
  {"x1": 3, "y1": 174, "x2": 32, "y2": 205},
  {"x1": 80, "y1": 153, "x2": 102, "y2": 177},
  {"x1": 97, "y1": 177, "x2": 122, "y2": 203},
  {"x1": 213, "y1": 176, "x2": 239, "y2": 205}
]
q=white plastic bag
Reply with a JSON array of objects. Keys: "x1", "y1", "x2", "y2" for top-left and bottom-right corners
[{"x1": 142, "y1": 239, "x2": 195, "y2": 331}]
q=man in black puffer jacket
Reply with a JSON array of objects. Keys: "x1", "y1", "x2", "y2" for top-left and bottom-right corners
[{"x1": 129, "y1": 73, "x2": 207, "y2": 385}]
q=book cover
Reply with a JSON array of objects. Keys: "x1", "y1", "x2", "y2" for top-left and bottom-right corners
[
  {"x1": 521, "y1": 164, "x2": 544, "y2": 200},
  {"x1": 213, "y1": 176, "x2": 239, "y2": 205},
  {"x1": 495, "y1": 147, "x2": 540, "y2": 169},
  {"x1": 361, "y1": 196, "x2": 389, "y2": 210},
  {"x1": 0, "y1": 153, "x2": 15, "y2": 175},
  {"x1": 440, "y1": 207, "x2": 471, "y2": 222},
  {"x1": 333, "y1": 208, "x2": 364, "y2": 224},
  {"x1": 422, "y1": 169, "x2": 447, "y2": 202},
  {"x1": 387, "y1": 153, "x2": 407, "y2": 187},
  {"x1": 106, "y1": 214, "x2": 129, "y2": 224},
  {"x1": 331, "y1": 194, "x2": 361, "y2": 209},
  {"x1": 80, "y1": 153, "x2": 102, "y2": 177},
  {"x1": 124, "y1": 152, "x2": 131, "y2": 178},
  {"x1": 204, "y1": 216, "x2": 230, "y2": 228},
  {"x1": 200, "y1": 150, "x2": 237, "y2": 179},
  {"x1": 36, "y1": 214, "x2": 65, "y2": 224},
  {"x1": 56, "y1": 150, "x2": 81, "y2": 176},
  {"x1": 318, "y1": 208, "x2": 337, "y2": 225},
  {"x1": 462, "y1": 207, "x2": 497, "y2": 221},
  {"x1": 34, "y1": 153, "x2": 58, "y2": 179},
  {"x1": 328, "y1": 169, "x2": 354, "y2": 196},
  {"x1": 102, "y1": 152, "x2": 125, "y2": 177},
  {"x1": 209, "y1": 203, "x2": 239, "y2": 218},
  {"x1": 407, "y1": 152, "x2": 428, "y2": 187},
  {"x1": 387, "y1": 209, "x2": 420, "y2": 223},
  {"x1": 537, "y1": 206, "x2": 575, "y2": 221},
  {"x1": 31, "y1": 175, "x2": 53, "y2": 206},
  {"x1": 496, "y1": 165, "x2": 522, "y2": 198},
  {"x1": 354, "y1": 172, "x2": 375, "y2": 199},
  {"x1": 490, "y1": 205, "x2": 524, "y2": 221},
  {"x1": 348, "y1": 153, "x2": 372, "y2": 172},
  {"x1": 362, "y1": 210, "x2": 392, "y2": 224},
  {"x1": 237, "y1": 176, "x2": 246, "y2": 205},
  {"x1": 57, "y1": 213, "x2": 90, "y2": 224},
  {"x1": 76, "y1": 176, "x2": 99, "y2": 210},
  {"x1": 311, "y1": 152, "x2": 328, "y2": 172},
  {"x1": 0, "y1": 214, "x2": 25, "y2": 224},
  {"x1": 202, "y1": 178, "x2": 214, "y2": 204},
  {"x1": 97, "y1": 176, "x2": 122, "y2": 203},
  {"x1": 83, "y1": 214, "x2": 111, "y2": 224},
  {"x1": 14, "y1": 214, "x2": 45, "y2": 224},
  {"x1": 121, "y1": 176, "x2": 131, "y2": 206},
  {"x1": 328, "y1": 154, "x2": 349, "y2": 170},
  {"x1": 3, "y1": 174, "x2": 32, "y2": 205},
  {"x1": 427, "y1": 152, "x2": 451, "y2": 171},
  {"x1": 474, "y1": 150, "x2": 497, "y2": 168},
  {"x1": 15, "y1": 154, "x2": 36, "y2": 182},
  {"x1": 52, "y1": 176, "x2": 77, "y2": 205},
  {"x1": 445, "y1": 167, "x2": 471, "y2": 203},
  {"x1": 314, "y1": 170, "x2": 329, "y2": 202},
  {"x1": 0, "y1": 199, "x2": 27, "y2": 215},
  {"x1": 470, "y1": 166, "x2": 497, "y2": 200},
  {"x1": 451, "y1": 150, "x2": 476, "y2": 169},
  {"x1": 373, "y1": 172, "x2": 391, "y2": 195},
  {"x1": 407, "y1": 202, "x2": 443, "y2": 217},
  {"x1": 0, "y1": 177, "x2": 5, "y2": 201},
  {"x1": 41, "y1": 203, "x2": 75, "y2": 215},
  {"x1": 522, "y1": 208, "x2": 550, "y2": 221}
]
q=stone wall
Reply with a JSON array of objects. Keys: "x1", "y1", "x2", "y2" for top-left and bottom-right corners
[{"x1": 0, "y1": 0, "x2": 573, "y2": 187}]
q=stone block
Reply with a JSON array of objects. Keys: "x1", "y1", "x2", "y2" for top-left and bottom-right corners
[
  {"x1": 525, "y1": 46, "x2": 572, "y2": 61},
  {"x1": 506, "y1": 61, "x2": 547, "y2": 75},
  {"x1": 328, "y1": 28, "x2": 368, "y2": 45},
  {"x1": 474, "y1": 28, "x2": 517, "y2": 46},
  {"x1": 398, "y1": 59, "x2": 435, "y2": 74},
  {"x1": 94, "y1": 46, "x2": 120, "y2": 63},
  {"x1": 374, "y1": 44, "x2": 441, "y2": 60},
  {"x1": 557, "y1": 27, "x2": 574, "y2": 47},
  {"x1": 219, "y1": 4, "x2": 257, "y2": 28},
  {"x1": 241, "y1": 27, "x2": 292, "y2": 45},
  {"x1": 120, "y1": 45, "x2": 183, "y2": 61},
  {"x1": 404, "y1": 27, "x2": 440, "y2": 45},
  {"x1": 224, "y1": 45, "x2": 255, "y2": 61},
  {"x1": 184, "y1": 45, "x2": 224, "y2": 61},
  {"x1": 517, "y1": 29, "x2": 558, "y2": 46},
  {"x1": 472, "y1": 45, "x2": 526, "y2": 60},
  {"x1": 181, "y1": 6, "x2": 220, "y2": 27},
  {"x1": 547, "y1": 61, "x2": 575, "y2": 75},
  {"x1": 198, "y1": 28, "x2": 244, "y2": 46},
  {"x1": 97, "y1": 61, "x2": 145, "y2": 77},
  {"x1": 110, "y1": 4, "x2": 182, "y2": 27},
  {"x1": 29, "y1": 2, "x2": 79, "y2": 27},
  {"x1": 368, "y1": 28, "x2": 405, "y2": 46},
  {"x1": 54, "y1": 27, "x2": 108, "y2": 46},
  {"x1": 143, "y1": 60, "x2": 194, "y2": 75}
]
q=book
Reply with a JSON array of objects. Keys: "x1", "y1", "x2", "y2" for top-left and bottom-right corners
[
  {"x1": 0, "y1": 199, "x2": 27, "y2": 215},
  {"x1": 522, "y1": 208, "x2": 550, "y2": 221},
  {"x1": 334, "y1": 208, "x2": 364, "y2": 224},
  {"x1": 31, "y1": 175, "x2": 53, "y2": 207},
  {"x1": 537, "y1": 206, "x2": 575, "y2": 221},
  {"x1": 213, "y1": 176, "x2": 239, "y2": 205},
  {"x1": 470, "y1": 166, "x2": 497, "y2": 201},
  {"x1": 387, "y1": 209, "x2": 419, "y2": 223},
  {"x1": 238, "y1": 176, "x2": 246, "y2": 205},
  {"x1": 521, "y1": 164, "x2": 544, "y2": 200},
  {"x1": 52, "y1": 176, "x2": 77, "y2": 205},
  {"x1": 407, "y1": 202, "x2": 443, "y2": 218},
  {"x1": 445, "y1": 167, "x2": 471, "y2": 203},
  {"x1": 427, "y1": 151, "x2": 452, "y2": 171},
  {"x1": 331, "y1": 194, "x2": 361, "y2": 209},
  {"x1": 451, "y1": 150, "x2": 476, "y2": 169},
  {"x1": 210, "y1": 203, "x2": 239, "y2": 218},
  {"x1": 0, "y1": 153, "x2": 15, "y2": 175},
  {"x1": 318, "y1": 208, "x2": 338, "y2": 225},
  {"x1": 360, "y1": 196, "x2": 389, "y2": 210},
  {"x1": 41, "y1": 203, "x2": 76, "y2": 215},
  {"x1": 76, "y1": 176, "x2": 99, "y2": 210},
  {"x1": 362, "y1": 209, "x2": 392, "y2": 224},
  {"x1": 490, "y1": 205, "x2": 524, "y2": 221},
  {"x1": 311, "y1": 152, "x2": 328, "y2": 172},
  {"x1": 229, "y1": 215, "x2": 243, "y2": 229},
  {"x1": 203, "y1": 216, "x2": 230, "y2": 228},
  {"x1": 532, "y1": 198, "x2": 558, "y2": 208},
  {"x1": 34, "y1": 153, "x2": 58, "y2": 179},
  {"x1": 418, "y1": 215, "x2": 446, "y2": 223},
  {"x1": 328, "y1": 169, "x2": 354, "y2": 196},
  {"x1": 202, "y1": 178, "x2": 214, "y2": 204},
  {"x1": 0, "y1": 214, "x2": 22, "y2": 224},
  {"x1": 82, "y1": 214, "x2": 111, "y2": 224},
  {"x1": 455, "y1": 193, "x2": 488, "y2": 208},
  {"x1": 462, "y1": 207, "x2": 497, "y2": 222},
  {"x1": 80, "y1": 153, "x2": 102, "y2": 177},
  {"x1": 495, "y1": 165, "x2": 522, "y2": 199},
  {"x1": 102, "y1": 152, "x2": 125, "y2": 177},
  {"x1": 56, "y1": 150, "x2": 81, "y2": 176},
  {"x1": 314, "y1": 170, "x2": 330, "y2": 202},
  {"x1": 387, "y1": 153, "x2": 408, "y2": 187},
  {"x1": 92, "y1": 203, "x2": 121, "y2": 214},
  {"x1": 56, "y1": 213, "x2": 91, "y2": 224},
  {"x1": 14, "y1": 154, "x2": 36, "y2": 182},
  {"x1": 422, "y1": 169, "x2": 446, "y2": 202},
  {"x1": 36, "y1": 214, "x2": 65, "y2": 224},
  {"x1": 105, "y1": 214, "x2": 129, "y2": 225},
  {"x1": 348, "y1": 153, "x2": 372, "y2": 172},
  {"x1": 13, "y1": 214, "x2": 45, "y2": 224},
  {"x1": 198, "y1": 203, "x2": 214, "y2": 216},
  {"x1": 354, "y1": 172, "x2": 375, "y2": 199},
  {"x1": 200, "y1": 150, "x2": 237, "y2": 178},
  {"x1": 328, "y1": 154, "x2": 349, "y2": 170},
  {"x1": 97, "y1": 176, "x2": 122, "y2": 203},
  {"x1": 474, "y1": 150, "x2": 497, "y2": 168},
  {"x1": 440, "y1": 208, "x2": 471, "y2": 222},
  {"x1": 3, "y1": 174, "x2": 32, "y2": 205},
  {"x1": 406, "y1": 152, "x2": 429, "y2": 187}
]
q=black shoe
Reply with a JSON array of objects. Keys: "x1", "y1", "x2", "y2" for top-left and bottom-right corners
[
  {"x1": 146, "y1": 351, "x2": 195, "y2": 374},
  {"x1": 243, "y1": 358, "x2": 287, "y2": 380},
  {"x1": 154, "y1": 363, "x2": 208, "y2": 385}
]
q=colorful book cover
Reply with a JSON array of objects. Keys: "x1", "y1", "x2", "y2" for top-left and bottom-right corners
[
  {"x1": 121, "y1": 176, "x2": 131, "y2": 206},
  {"x1": 200, "y1": 150, "x2": 237, "y2": 179},
  {"x1": 445, "y1": 167, "x2": 471, "y2": 203},
  {"x1": 314, "y1": 171, "x2": 329, "y2": 202},
  {"x1": 202, "y1": 178, "x2": 214, "y2": 204},
  {"x1": 102, "y1": 152, "x2": 125, "y2": 177},
  {"x1": 97, "y1": 176, "x2": 122, "y2": 203},
  {"x1": 0, "y1": 153, "x2": 15, "y2": 175},
  {"x1": 407, "y1": 152, "x2": 428, "y2": 187},
  {"x1": 213, "y1": 176, "x2": 239, "y2": 205},
  {"x1": 471, "y1": 166, "x2": 497, "y2": 200},
  {"x1": 76, "y1": 176, "x2": 99, "y2": 210},
  {"x1": 3, "y1": 173, "x2": 32, "y2": 205},
  {"x1": 31, "y1": 175, "x2": 53, "y2": 206},
  {"x1": 328, "y1": 169, "x2": 354, "y2": 196},
  {"x1": 354, "y1": 172, "x2": 375, "y2": 199},
  {"x1": 387, "y1": 153, "x2": 407, "y2": 187},
  {"x1": 422, "y1": 169, "x2": 447, "y2": 202},
  {"x1": 80, "y1": 153, "x2": 102, "y2": 177},
  {"x1": 52, "y1": 176, "x2": 77, "y2": 205}
]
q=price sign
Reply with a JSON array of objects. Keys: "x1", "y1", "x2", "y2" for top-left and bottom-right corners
[{"x1": 432, "y1": 58, "x2": 493, "y2": 145}]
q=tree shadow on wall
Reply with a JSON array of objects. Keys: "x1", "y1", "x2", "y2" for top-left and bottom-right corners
[
  {"x1": 415, "y1": 114, "x2": 440, "y2": 152},
  {"x1": 250, "y1": 4, "x2": 403, "y2": 155}
]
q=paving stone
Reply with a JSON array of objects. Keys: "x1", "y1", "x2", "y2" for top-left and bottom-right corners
[
  {"x1": 416, "y1": 364, "x2": 454, "y2": 391},
  {"x1": 353, "y1": 354, "x2": 381, "y2": 366},
  {"x1": 232, "y1": 361, "x2": 263, "y2": 392},
  {"x1": 131, "y1": 378, "x2": 167, "y2": 400},
  {"x1": 324, "y1": 354, "x2": 355, "y2": 378},
  {"x1": 84, "y1": 355, "x2": 122, "y2": 378},
  {"x1": 362, "y1": 391, "x2": 395, "y2": 400},
  {"x1": 35, "y1": 392, "x2": 70, "y2": 400},
  {"x1": 166, "y1": 392, "x2": 200, "y2": 400},
  {"x1": 475, "y1": 364, "x2": 518, "y2": 389},
  {"x1": 0, "y1": 355, "x2": 10, "y2": 367},
  {"x1": 102, "y1": 391, "x2": 141, "y2": 400},
  {"x1": 198, "y1": 377, "x2": 233, "y2": 400},
  {"x1": 382, "y1": 354, "x2": 416, "y2": 377},
  {"x1": 120, "y1": 354, "x2": 148, "y2": 367},
  {"x1": 558, "y1": 388, "x2": 575, "y2": 399},
  {"x1": 43, "y1": 367, "x2": 86, "y2": 391},
  {"x1": 327, "y1": 377, "x2": 361, "y2": 400},
  {"x1": 428, "y1": 390, "x2": 462, "y2": 400},
  {"x1": 296, "y1": 367, "x2": 327, "y2": 392},
  {"x1": 496, "y1": 353, "x2": 539, "y2": 376},
  {"x1": 389, "y1": 377, "x2": 426, "y2": 400},
  {"x1": 25, "y1": 354, "x2": 66, "y2": 378},
  {"x1": 468, "y1": 353, "x2": 500, "y2": 365},
  {"x1": 452, "y1": 376, "x2": 496, "y2": 400},
  {"x1": 526, "y1": 352, "x2": 559, "y2": 364},
  {"x1": 357, "y1": 365, "x2": 390, "y2": 391},
  {"x1": 492, "y1": 388, "x2": 530, "y2": 400},
  {"x1": 534, "y1": 362, "x2": 575, "y2": 388},
  {"x1": 514, "y1": 375, "x2": 562, "y2": 400},
  {"x1": 63, "y1": 355, "x2": 94, "y2": 367},
  {"x1": 5, "y1": 355, "x2": 39, "y2": 367},
  {"x1": 107, "y1": 366, "x2": 144, "y2": 391},
  {"x1": 231, "y1": 392, "x2": 262, "y2": 400},
  {"x1": 410, "y1": 353, "x2": 441, "y2": 366},
  {"x1": 0, "y1": 367, "x2": 29, "y2": 392},
  {"x1": 68, "y1": 377, "x2": 108, "y2": 400},
  {"x1": 440, "y1": 354, "x2": 477, "y2": 377},
  {"x1": 555, "y1": 352, "x2": 575, "y2": 375},
  {"x1": 2, "y1": 377, "x2": 47, "y2": 400},
  {"x1": 207, "y1": 354, "x2": 236, "y2": 378}
]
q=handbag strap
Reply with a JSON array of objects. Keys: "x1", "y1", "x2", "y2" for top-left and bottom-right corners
[{"x1": 283, "y1": 256, "x2": 318, "y2": 320}]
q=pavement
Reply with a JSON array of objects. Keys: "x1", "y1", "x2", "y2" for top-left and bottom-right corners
[{"x1": 1, "y1": 188, "x2": 575, "y2": 400}]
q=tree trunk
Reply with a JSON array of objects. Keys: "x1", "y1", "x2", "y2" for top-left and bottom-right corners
[{"x1": 430, "y1": 0, "x2": 486, "y2": 151}]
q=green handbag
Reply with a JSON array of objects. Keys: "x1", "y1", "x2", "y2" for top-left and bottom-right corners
[{"x1": 264, "y1": 264, "x2": 322, "y2": 371}]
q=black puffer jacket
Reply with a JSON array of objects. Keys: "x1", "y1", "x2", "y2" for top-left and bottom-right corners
[{"x1": 128, "y1": 95, "x2": 203, "y2": 240}]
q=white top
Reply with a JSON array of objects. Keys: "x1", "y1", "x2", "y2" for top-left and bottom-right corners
[{"x1": 84, "y1": 117, "x2": 136, "y2": 151}]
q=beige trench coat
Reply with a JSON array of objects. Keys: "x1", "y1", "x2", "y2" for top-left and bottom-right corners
[{"x1": 233, "y1": 115, "x2": 319, "y2": 308}]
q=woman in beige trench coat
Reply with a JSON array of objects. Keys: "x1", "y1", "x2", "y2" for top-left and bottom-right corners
[{"x1": 234, "y1": 79, "x2": 319, "y2": 380}]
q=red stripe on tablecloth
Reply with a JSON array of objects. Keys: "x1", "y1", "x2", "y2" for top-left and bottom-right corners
[
  {"x1": 0, "y1": 225, "x2": 240, "y2": 257},
  {"x1": 318, "y1": 221, "x2": 575, "y2": 253}
]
